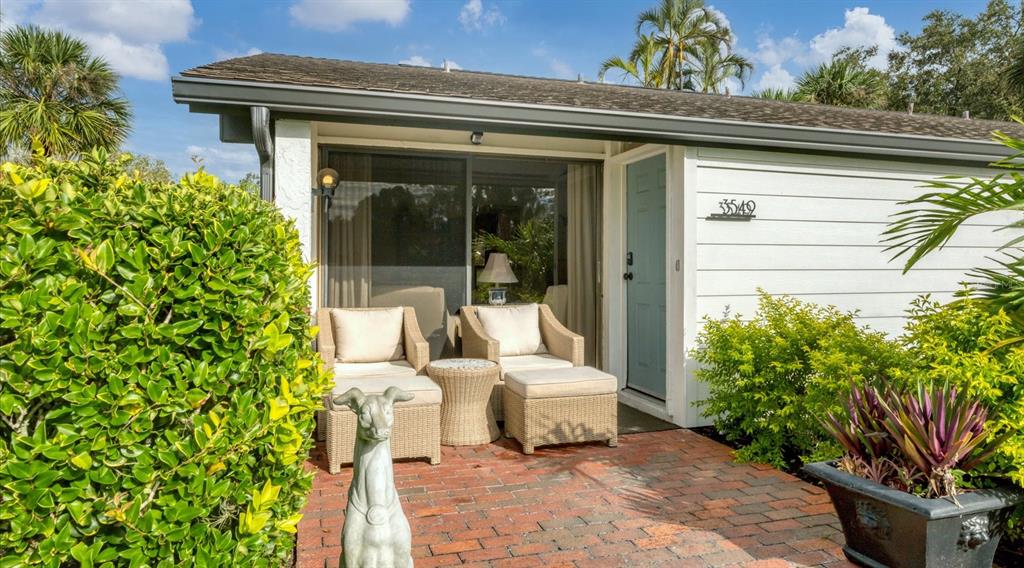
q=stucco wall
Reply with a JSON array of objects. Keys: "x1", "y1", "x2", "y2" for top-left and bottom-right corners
[{"x1": 273, "y1": 119, "x2": 315, "y2": 308}]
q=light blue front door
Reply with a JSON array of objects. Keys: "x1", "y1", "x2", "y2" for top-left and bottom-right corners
[{"x1": 625, "y1": 154, "x2": 667, "y2": 399}]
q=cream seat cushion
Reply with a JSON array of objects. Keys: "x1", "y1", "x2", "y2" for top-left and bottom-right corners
[
  {"x1": 331, "y1": 374, "x2": 442, "y2": 406},
  {"x1": 330, "y1": 307, "x2": 405, "y2": 363},
  {"x1": 504, "y1": 366, "x2": 617, "y2": 399},
  {"x1": 499, "y1": 354, "x2": 573, "y2": 376},
  {"x1": 475, "y1": 304, "x2": 547, "y2": 357},
  {"x1": 333, "y1": 360, "x2": 417, "y2": 379}
]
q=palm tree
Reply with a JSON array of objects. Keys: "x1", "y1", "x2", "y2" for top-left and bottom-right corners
[
  {"x1": 884, "y1": 121, "x2": 1024, "y2": 319},
  {"x1": 690, "y1": 41, "x2": 752, "y2": 94},
  {"x1": 1008, "y1": 40, "x2": 1024, "y2": 96},
  {"x1": 794, "y1": 56, "x2": 887, "y2": 109},
  {"x1": 0, "y1": 25, "x2": 131, "y2": 157},
  {"x1": 751, "y1": 87, "x2": 801, "y2": 101},
  {"x1": 635, "y1": 0, "x2": 729, "y2": 90},
  {"x1": 598, "y1": 34, "x2": 662, "y2": 87}
]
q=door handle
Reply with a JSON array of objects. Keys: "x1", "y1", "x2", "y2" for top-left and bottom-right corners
[{"x1": 623, "y1": 272, "x2": 634, "y2": 281}]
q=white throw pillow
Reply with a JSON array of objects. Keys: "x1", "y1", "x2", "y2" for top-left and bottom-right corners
[
  {"x1": 329, "y1": 308, "x2": 405, "y2": 363},
  {"x1": 475, "y1": 304, "x2": 548, "y2": 357}
]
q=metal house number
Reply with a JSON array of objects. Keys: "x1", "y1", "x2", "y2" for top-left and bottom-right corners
[{"x1": 707, "y1": 199, "x2": 756, "y2": 221}]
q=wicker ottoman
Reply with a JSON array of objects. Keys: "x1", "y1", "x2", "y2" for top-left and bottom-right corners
[
  {"x1": 325, "y1": 374, "x2": 442, "y2": 473},
  {"x1": 503, "y1": 366, "x2": 618, "y2": 454},
  {"x1": 427, "y1": 359, "x2": 501, "y2": 446}
]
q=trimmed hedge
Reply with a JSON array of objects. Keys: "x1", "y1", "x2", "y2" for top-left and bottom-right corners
[{"x1": 0, "y1": 152, "x2": 330, "y2": 566}]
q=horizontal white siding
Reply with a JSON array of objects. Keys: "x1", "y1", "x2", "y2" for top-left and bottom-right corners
[{"x1": 692, "y1": 147, "x2": 1010, "y2": 337}]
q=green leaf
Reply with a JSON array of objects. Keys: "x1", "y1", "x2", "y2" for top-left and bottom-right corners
[
  {"x1": 168, "y1": 319, "x2": 202, "y2": 335},
  {"x1": 70, "y1": 542, "x2": 92, "y2": 568},
  {"x1": 70, "y1": 452, "x2": 93, "y2": 470},
  {"x1": 93, "y1": 240, "x2": 114, "y2": 274}
]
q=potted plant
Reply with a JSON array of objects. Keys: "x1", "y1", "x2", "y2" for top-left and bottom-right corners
[{"x1": 804, "y1": 383, "x2": 1022, "y2": 568}]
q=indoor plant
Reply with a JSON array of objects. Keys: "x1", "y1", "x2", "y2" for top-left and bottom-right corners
[{"x1": 804, "y1": 383, "x2": 1022, "y2": 568}]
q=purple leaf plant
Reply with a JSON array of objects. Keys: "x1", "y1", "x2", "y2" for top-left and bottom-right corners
[{"x1": 822, "y1": 381, "x2": 1001, "y2": 498}]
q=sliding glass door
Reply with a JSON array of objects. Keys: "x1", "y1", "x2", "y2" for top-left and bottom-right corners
[
  {"x1": 322, "y1": 152, "x2": 467, "y2": 355},
  {"x1": 321, "y1": 148, "x2": 599, "y2": 361},
  {"x1": 471, "y1": 157, "x2": 567, "y2": 305}
]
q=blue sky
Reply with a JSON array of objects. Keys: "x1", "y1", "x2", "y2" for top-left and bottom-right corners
[{"x1": 1, "y1": 0, "x2": 990, "y2": 181}]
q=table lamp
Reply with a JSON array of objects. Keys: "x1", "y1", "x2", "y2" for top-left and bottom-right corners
[{"x1": 478, "y1": 252, "x2": 518, "y2": 305}]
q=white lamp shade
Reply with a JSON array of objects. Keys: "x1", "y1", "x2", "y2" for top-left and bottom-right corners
[{"x1": 478, "y1": 252, "x2": 518, "y2": 284}]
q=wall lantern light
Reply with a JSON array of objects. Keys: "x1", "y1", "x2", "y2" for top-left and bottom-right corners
[
  {"x1": 470, "y1": 131, "x2": 484, "y2": 145},
  {"x1": 316, "y1": 168, "x2": 340, "y2": 194}
]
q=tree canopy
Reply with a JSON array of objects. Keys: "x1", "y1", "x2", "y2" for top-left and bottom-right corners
[
  {"x1": 886, "y1": 0, "x2": 1023, "y2": 120},
  {"x1": 610, "y1": 0, "x2": 1023, "y2": 121}
]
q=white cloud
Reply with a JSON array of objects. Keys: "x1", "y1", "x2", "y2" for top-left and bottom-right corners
[
  {"x1": 459, "y1": 0, "x2": 504, "y2": 31},
  {"x1": 746, "y1": 7, "x2": 894, "y2": 95},
  {"x1": 755, "y1": 64, "x2": 796, "y2": 91},
  {"x1": 0, "y1": 0, "x2": 35, "y2": 31},
  {"x1": 532, "y1": 44, "x2": 574, "y2": 80},
  {"x1": 213, "y1": 47, "x2": 264, "y2": 62},
  {"x1": 751, "y1": 34, "x2": 804, "y2": 68},
  {"x1": 186, "y1": 145, "x2": 258, "y2": 181},
  {"x1": 398, "y1": 56, "x2": 461, "y2": 69},
  {"x1": 34, "y1": 0, "x2": 194, "y2": 44},
  {"x1": 8, "y1": 0, "x2": 196, "y2": 81},
  {"x1": 76, "y1": 33, "x2": 171, "y2": 81},
  {"x1": 290, "y1": 0, "x2": 409, "y2": 31},
  {"x1": 807, "y1": 7, "x2": 895, "y2": 69},
  {"x1": 399, "y1": 55, "x2": 432, "y2": 67},
  {"x1": 707, "y1": 5, "x2": 732, "y2": 39}
]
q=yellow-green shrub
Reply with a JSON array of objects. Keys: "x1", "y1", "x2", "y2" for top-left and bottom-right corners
[
  {"x1": 896, "y1": 294, "x2": 1024, "y2": 490},
  {"x1": 693, "y1": 292, "x2": 906, "y2": 468},
  {"x1": 0, "y1": 152, "x2": 330, "y2": 566}
]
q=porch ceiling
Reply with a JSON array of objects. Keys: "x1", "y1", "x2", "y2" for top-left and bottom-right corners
[{"x1": 172, "y1": 53, "x2": 1021, "y2": 164}]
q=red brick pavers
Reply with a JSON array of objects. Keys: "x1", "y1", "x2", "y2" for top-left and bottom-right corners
[{"x1": 297, "y1": 429, "x2": 855, "y2": 567}]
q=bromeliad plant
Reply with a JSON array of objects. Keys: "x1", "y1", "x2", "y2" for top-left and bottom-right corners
[
  {"x1": 881, "y1": 383, "x2": 997, "y2": 498},
  {"x1": 823, "y1": 382, "x2": 1002, "y2": 499}
]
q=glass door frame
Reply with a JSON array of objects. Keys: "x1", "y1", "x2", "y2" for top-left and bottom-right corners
[{"x1": 316, "y1": 144, "x2": 600, "y2": 311}]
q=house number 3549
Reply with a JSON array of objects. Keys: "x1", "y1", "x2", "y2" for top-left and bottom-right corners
[{"x1": 707, "y1": 199, "x2": 757, "y2": 221}]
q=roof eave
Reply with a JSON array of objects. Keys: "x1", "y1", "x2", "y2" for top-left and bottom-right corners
[{"x1": 171, "y1": 75, "x2": 1009, "y2": 164}]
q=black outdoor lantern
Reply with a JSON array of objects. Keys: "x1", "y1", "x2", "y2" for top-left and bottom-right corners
[{"x1": 316, "y1": 167, "x2": 340, "y2": 196}]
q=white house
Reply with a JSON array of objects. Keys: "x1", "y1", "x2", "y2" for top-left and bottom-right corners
[{"x1": 171, "y1": 54, "x2": 1023, "y2": 427}]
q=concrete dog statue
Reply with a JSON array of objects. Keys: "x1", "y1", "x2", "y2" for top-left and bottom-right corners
[{"x1": 334, "y1": 386, "x2": 415, "y2": 568}]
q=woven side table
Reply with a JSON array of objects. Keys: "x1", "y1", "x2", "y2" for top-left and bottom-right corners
[{"x1": 427, "y1": 358, "x2": 500, "y2": 446}]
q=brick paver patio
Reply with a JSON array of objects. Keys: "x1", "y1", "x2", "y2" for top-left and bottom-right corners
[{"x1": 297, "y1": 429, "x2": 854, "y2": 567}]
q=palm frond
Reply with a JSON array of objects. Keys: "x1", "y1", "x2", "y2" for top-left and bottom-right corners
[{"x1": 882, "y1": 174, "x2": 1024, "y2": 271}]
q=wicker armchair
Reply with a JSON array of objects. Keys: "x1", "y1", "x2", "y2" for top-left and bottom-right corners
[
  {"x1": 316, "y1": 307, "x2": 440, "y2": 472},
  {"x1": 460, "y1": 303, "x2": 584, "y2": 420},
  {"x1": 317, "y1": 307, "x2": 429, "y2": 375}
]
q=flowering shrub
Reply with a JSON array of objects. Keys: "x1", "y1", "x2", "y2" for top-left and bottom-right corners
[
  {"x1": 0, "y1": 152, "x2": 330, "y2": 566},
  {"x1": 693, "y1": 292, "x2": 906, "y2": 468}
]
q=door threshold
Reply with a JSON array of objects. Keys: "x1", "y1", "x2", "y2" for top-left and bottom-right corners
[{"x1": 618, "y1": 389, "x2": 673, "y2": 423}]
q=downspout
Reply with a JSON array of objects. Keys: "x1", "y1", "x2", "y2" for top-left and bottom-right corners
[{"x1": 251, "y1": 106, "x2": 273, "y2": 201}]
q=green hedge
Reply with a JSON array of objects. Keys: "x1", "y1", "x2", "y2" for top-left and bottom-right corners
[
  {"x1": 693, "y1": 292, "x2": 906, "y2": 468},
  {"x1": 0, "y1": 152, "x2": 330, "y2": 566}
]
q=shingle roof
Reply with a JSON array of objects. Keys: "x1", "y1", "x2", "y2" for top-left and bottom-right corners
[{"x1": 181, "y1": 53, "x2": 1024, "y2": 142}]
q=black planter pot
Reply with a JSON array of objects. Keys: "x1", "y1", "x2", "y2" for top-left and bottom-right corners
[{"x1": 803, "y1": 461, "x2": 1022, "y2": 568}]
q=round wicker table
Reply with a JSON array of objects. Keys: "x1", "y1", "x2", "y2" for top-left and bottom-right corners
[{"x1": 427, "y1": 358, "x2": 501, "y2": 446}]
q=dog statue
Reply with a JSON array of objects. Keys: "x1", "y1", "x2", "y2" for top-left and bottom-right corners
[{"x1": 333, "y1": 386, "x2": 415, "y2": 568}]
